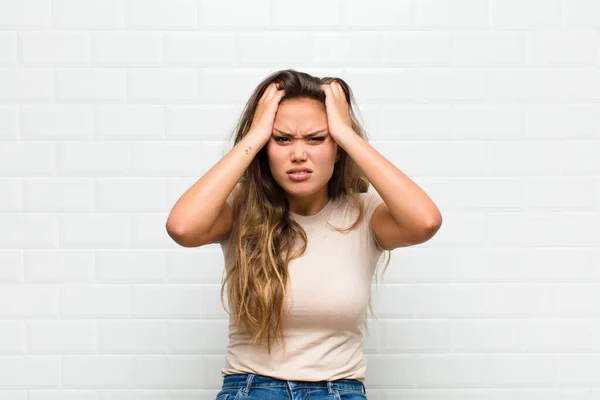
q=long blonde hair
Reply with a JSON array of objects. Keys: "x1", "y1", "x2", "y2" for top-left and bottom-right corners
[{"x1": 220, "y1": 69, "x2": 391, "y2": 354}]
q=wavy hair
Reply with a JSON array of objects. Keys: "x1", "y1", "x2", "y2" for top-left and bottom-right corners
[{"x1": 220, "y1": 69, "x2": 391, "y2": 354}]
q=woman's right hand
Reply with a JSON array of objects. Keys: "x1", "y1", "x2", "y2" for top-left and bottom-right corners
[{"x1": 247, "y1": 82, "x2": 286, "y2": 145}]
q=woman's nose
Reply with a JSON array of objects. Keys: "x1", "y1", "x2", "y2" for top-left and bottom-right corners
[{"x1": 291, "y1": 143, "x2": 307, "y2": 158}]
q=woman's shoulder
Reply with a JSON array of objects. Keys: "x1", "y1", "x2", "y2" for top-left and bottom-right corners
[
  {"x1": 344, "y1": 190, "x2": 384, "y2": 221},
  {"x1": 338, "y1": 190, "x2": 382, "y2": 206},
  {"x1": 332, "y1": 190, "x2": 383, "y2": 219}
]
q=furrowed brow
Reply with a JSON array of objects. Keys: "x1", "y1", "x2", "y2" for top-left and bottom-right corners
[{"x1": 273, "y1": 128, "x2": 328, "y2": 138}]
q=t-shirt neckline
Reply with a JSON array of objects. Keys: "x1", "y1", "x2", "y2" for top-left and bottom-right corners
[{"x1": 289, "y1": 197, "x2": 336, "y2": 223}]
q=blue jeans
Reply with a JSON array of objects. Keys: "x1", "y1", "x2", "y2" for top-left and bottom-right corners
[{"x1": 216, "y1": 373, "x2": 368, "y2": 399}]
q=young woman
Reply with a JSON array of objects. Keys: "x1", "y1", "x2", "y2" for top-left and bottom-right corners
[{"x1": 166, "y1": 69, "x2": 442, "y2": 399}]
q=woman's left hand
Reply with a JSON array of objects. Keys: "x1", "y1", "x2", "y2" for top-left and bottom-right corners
[{"x1": 320, "y1": 81, "x2": 355, "y2": 142}]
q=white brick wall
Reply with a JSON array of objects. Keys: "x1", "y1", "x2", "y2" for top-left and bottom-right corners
[{"x1": 0, "y1": 0, "x2": 599, "y2": 398}]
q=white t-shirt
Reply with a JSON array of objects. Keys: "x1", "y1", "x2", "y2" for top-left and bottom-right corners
[{"x1": 219, "y1": 189, "x2": 385, "y2": 382}]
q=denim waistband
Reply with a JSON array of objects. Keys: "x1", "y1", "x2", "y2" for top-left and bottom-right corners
[{"x1": 222, "y1": 373, "x2": 366, "y2": 395}]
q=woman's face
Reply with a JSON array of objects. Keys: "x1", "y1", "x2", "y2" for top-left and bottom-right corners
[{"x1": 266, "y1": 97, "x2": 340, "y2": 201}]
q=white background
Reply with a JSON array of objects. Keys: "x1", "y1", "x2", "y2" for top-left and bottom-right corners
[{"x1": 1, "y1": 0, "x2": 600, "y2": 398}]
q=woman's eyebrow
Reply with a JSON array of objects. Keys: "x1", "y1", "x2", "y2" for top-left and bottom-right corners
[{"x1": 273, "y1": 128, "x2": 328, "y2": 137}]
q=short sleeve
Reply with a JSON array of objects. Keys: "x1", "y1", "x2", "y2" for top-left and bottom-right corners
[
  {"x1": 360, "y1": 190, "x2": 385, "y2": 252},
  {"x1": 225, "y1": 189, "x2": 235, "y2": 208}
]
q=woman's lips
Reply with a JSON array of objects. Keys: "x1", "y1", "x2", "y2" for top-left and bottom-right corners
[{"x1": 287, "y1": 172, "x2": 311, "y2": 181}]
